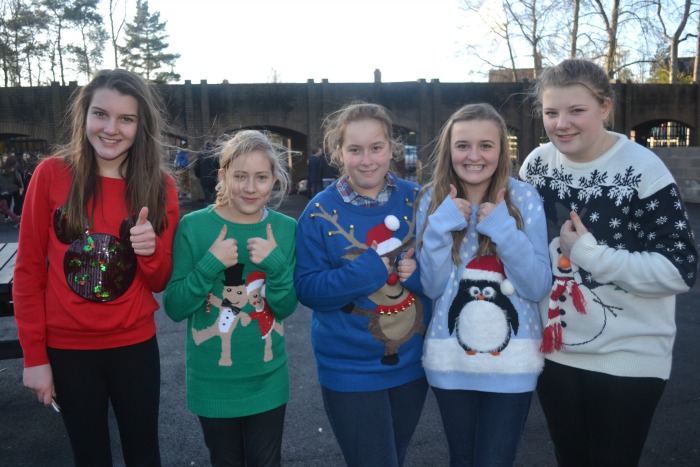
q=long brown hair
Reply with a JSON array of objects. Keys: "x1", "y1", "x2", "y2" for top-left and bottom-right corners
[
  {"x1": 418, "y1": 103, "x2": 523, "y2": 264},
  {"x1": 54, "y1": 69, "x2": 171, "y2": 238}
]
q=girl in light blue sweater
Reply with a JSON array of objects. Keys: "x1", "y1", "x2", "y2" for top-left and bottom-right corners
[{"x1": 416, "y1": 103, "x2": 551, "y2": 466}]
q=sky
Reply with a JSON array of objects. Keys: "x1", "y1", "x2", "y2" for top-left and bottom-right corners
[{"x1": 102, "y1": 0, "x2": 480, "y2": 84}]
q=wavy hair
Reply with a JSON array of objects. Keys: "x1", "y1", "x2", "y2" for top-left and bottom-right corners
[
  {"x1": 213, "y1": 130, "x2": 291, "y2": 210},
  {"x1": 418, "y1": 103, "x2": 523, "y2": 264},
  {"x1": 322, "y1": 102, "x2": 404, "y2": 176},
  {"x1": 54, "y1": 69, "x2": 172, "y2": 238}
]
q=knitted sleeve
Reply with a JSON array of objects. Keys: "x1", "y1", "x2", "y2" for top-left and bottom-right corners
[
  {"x1": 571, "y1": 183, "x2": 697, "y2": 296},
  {"x1": 163, "y1": 214, "x2": 226, "y2": 322},
  {"x1": 476, "y1": 179, "x2": 552, "y2": 302},
  {"x1": 257, "y1": 214, "x2": 298, "y2": 321},
  {"x1": 135, "y1": 176, "x2": 180, "y2": 293},
  {"x1": 415, "y1": 189, "x2": 469, "y2": 299}
]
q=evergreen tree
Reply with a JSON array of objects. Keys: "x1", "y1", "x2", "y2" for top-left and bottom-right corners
[{"x1": 119, "y1": 0, "x2": 179, "y2": 83}]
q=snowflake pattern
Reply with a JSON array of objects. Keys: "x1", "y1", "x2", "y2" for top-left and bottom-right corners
[{"x1": 522, "y1": 151, "x2": 697, "y2": 290}]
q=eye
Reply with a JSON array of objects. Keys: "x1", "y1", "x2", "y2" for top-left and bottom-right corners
[
  {"x1": 482, "y1": 287, "x2": 496, "y2": 298},
  {"x1": 237, "y1": 291, "x2": 243, "y2": 295},
  {"x1": 121, "y1": 116, "x2": 135, "y2": 123},
  {"x1": 233, "y1": 174, "x2": 246, "y2": 181},
  {"x1": 481, "y1": 143, "x2": 494, "y2": 150},
  {"x1": 257, "y1": 175, "x2": 269, "y2": 182},
  {"x1": 468, "y1": 286, "x2": 481, "y2": 297},
  {"x1": 93, "y1": 111, "x2": 105, "y2": 117},
  {"x1": 455, "y1": 143, "x2": 468, "y2": 151},
  {"x1": 225, "y1": 287, "x2": 231, "y2": 293}
]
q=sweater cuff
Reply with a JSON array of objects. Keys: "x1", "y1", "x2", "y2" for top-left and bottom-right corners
[
  {"x1": 197, "y1": 250, "x2": 226, "y2": 280},
  {"x1": 570, "y1": 232, "x2": 599, "y2": 270}
]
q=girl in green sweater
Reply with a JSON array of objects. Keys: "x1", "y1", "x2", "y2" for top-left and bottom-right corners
[{"x1": 164, "y1": 130, "x2": 298, "y2": 467}]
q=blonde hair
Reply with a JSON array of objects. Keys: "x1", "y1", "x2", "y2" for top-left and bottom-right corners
[
  {"x1": 322, "y1": 102, "x2": 404, "y2": 176},
  {"x1": 418, "y1": 103, "x2": 523, "y2": 264},
  {"x1": 213, "y1": 130, "x2": 291, "y2": 210}
]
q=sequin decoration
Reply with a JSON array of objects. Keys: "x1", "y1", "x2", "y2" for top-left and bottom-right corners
[{"x1": 56, "y1": 207, "x2": 138, "y2": 303}]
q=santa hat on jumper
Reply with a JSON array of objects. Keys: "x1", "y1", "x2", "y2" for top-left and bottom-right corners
[
  {"x1": 246, "y1": 271, "x2": 266, "y2": 297},
  {"x1": 365, "y1": 215, "x2": 402, "y2": 256},
  {"x1": 462, "y1": 255, "x2": 514, "y2": 296}
]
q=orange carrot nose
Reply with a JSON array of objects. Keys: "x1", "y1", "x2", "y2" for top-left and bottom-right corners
[{"x1": 559, "y1": 256, "x2": 571, "y2": 269}]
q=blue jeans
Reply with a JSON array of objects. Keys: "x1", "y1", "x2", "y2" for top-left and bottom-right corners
[
  {"x1": 321, "y1": 377, "x2": 428, "y2": 467},
  {"x1": 432, "y1": 387, "x2": 533, "y2": 467}
]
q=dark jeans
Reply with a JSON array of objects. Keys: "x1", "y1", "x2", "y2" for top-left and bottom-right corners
[
  {"x1": 198, "y1": 404, "x2": 286, "y2": 467},
  {"x1": 48, "y1": 336, "x2": 161, "y2": 467},
  {"x1": 537, "y1": 359, "x2": 666, "y2": 467},
  {"x1": 308, "y1": 181, "x2": 323, "y2": 199},
  {"x1": 432, "y1": 387, "x2": 533, "y2": 467},
  {"x1": 321, "y1": 377, "x2": 428, "y2": 467}
]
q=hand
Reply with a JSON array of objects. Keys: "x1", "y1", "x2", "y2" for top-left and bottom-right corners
[
  {"x1": 247, "y1": 223, "x2": 277, "y2": 265},
  {"x1": 449, "y1": 184, "x2": 473, "y2": 222},
  {"x1": 559, "y1": 211, "x2": 589, "y2": 258},
  {"x1": 209, "y1": 225, "x2": 238, "y2": 267},
  {"x1": 477, "y1": 187, "x2": 506, "y2": 224},
  {"x1": 370, "y1": 241, "x2": 391, "y2": 273},
  {"x1": 130, "y1": 207, "x2": 156, "y2": 256},
  {"x1": 397, "y1": 247, "x2": 416, "y2": 282},
  {"x1": 23, "y1": 364, "x2": 55, "y2": 407}
]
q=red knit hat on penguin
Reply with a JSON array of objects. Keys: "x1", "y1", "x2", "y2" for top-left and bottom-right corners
[
  {"x1": 366, "y1": 215, "x2": 402, "y2": 255},
  {"x1": 462, "y1": 255, "x2": 514, "y2": 296}
]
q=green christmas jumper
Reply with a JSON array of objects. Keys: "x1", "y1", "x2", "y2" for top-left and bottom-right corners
[{"x1": 164, "y1": 206, "x2": 298, "y2": 418}]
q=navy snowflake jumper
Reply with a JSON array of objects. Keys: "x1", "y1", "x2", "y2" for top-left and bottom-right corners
[{"x1": 519, "y1": 132, "x2": 697, "y2": 379}]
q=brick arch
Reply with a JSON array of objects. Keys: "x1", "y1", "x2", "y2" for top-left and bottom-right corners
[{"x1": 0, "y1": 122, "x2": 53, "y2": 141}]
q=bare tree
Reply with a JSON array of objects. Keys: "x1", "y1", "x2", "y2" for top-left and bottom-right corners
[
  {"x1": 570, "y1": 0, "x2": 581, "y2": 58},
  {"x1": 654, "y1": 0, "x2": 692, "y2": 83},
  {"x1": 109, "y1": 0, "x2": 127, "y2": 68},
  {"x1": 694, "y1": 10, "x2": 699, "y2": 83},
  {"x1": 66, "y1": 0, "x2": 107, "y2": 80}
]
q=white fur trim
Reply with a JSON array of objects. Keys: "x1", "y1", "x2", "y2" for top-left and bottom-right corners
[
  {"x1": 500, "y1": 279, "x2": 515, "y2": 295},
  {"x1": 462, "y1": 269, "x2": 504, "y2": 283},
  {"x1": 384, "y1": 215, "x2": 400, "y2": 231}
]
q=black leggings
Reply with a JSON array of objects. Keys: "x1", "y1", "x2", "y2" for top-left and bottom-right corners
[
  {"x1": 198, "y1": 404, "x2": 287, "y2": 467},
  {"x1": 537, "y1": 359, "x2": 666, "y2": 467},
  {"x1": 48, "y1": 336, "x2": 161, "y2": 467}
]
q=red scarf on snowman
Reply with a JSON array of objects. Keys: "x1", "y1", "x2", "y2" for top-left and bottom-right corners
[{"x1": 540, "y1": 276, "x2": 587, "y2": 353}]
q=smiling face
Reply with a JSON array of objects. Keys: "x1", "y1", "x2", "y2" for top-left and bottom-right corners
[
  {"x1": 85, "y1": 88, "x2": 139, "y2": 177},
  {"x1": 339, "y1": 118, "x2": 392, "y2": 199},
  {"x1": 219, "y1": 150, "x2": 276, "y2": 224},
  {"x1": 542, "y1": 85, "x2": 613, "y2": 163},
  {"x1": 450, "y1": 119, "x2": 501, "y2": 203}
]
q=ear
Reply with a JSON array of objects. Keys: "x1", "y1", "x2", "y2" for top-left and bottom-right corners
[{"x1": 218, "y1": 168, "x2": 224, "y2": 180}]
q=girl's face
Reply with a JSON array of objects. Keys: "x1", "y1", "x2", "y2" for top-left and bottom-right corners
[
  {"x1": 220, "y1": 150, "x2": 276, "y2": 224},
  {"x1": 542, "y1": 85, "x2": 612, "y2": 163},
  {"x1": 450, "y1": 119, "x2": 501, "y2": 201},
  {"x1": 339, "y1": 119, "x2": 392, "y2": 199},
  {"x1": 86, "y1": 88, "x2": 139, "y2": 176}
]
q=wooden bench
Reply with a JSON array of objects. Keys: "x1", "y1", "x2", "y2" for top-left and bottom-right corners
[{"x1": 0, "y1": 242, "x2": 22, "y2": 359}]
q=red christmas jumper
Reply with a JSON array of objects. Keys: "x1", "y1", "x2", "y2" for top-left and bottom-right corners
[{"x1": 14, "y1": 157, "x2": 180, "y2": 367}]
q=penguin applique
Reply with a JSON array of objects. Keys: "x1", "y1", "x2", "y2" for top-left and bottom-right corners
[{"x1": 447, "y1": 255, "x2": 518, "y2": 356}]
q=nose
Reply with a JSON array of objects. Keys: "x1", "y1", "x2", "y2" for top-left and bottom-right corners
[
  {"x1": 103, "y1": 118, "x2": 118, "y2": 134},
  {"x1": 243, "y1": 177, "x2": 255, "y2": 192},
  {"x1": 555, "y1": 115, "x2": 569, "y2": 130}
]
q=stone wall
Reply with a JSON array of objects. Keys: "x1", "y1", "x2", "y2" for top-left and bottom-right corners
[{"x1": 652, "y1": 147, "x2": 700, "y2": 204}]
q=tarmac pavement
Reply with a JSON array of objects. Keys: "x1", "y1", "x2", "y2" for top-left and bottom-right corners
[{"x1": 1, "y1": 194, "x2": 699, "y2": 466}]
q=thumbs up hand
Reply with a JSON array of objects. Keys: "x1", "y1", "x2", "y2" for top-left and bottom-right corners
[
  {"x1": 209, "y1": 225, "x2": 238, "y2": 267},
  {"x1": 559, "y1": 211, "x2": 589, "y2": 258},
  {"x1": 397, "y1": 247, "x2": 416, "y2": 282},
  {"x1": 130, "y1": 207, "x2": 157, "y2": 256},
  {"x1": 476, "y1": 187, "x2": 506, "y2": 224},
  {"x1": 449, "y1": 184, "x2": 473, "y2": 222},
  {"x1": 247, "y1": 223, "x2": 277, "y2": 265}
]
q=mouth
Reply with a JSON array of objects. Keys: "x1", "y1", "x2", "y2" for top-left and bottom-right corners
[
  {"x1": 99, "y1": 136, "x2": 120, "y2": 144},
  {"x1": 556, "y1": 133, "x2": 577, "y2": 141},
  {"x1": 463, "y1": 165, "x2": 485, "y2": 171}
]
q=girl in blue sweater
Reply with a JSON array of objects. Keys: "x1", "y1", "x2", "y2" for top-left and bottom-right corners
[
  {"x1": 416, "y1": 103, "x2": 551, "y2": 466},
  {"x1": 294, "y1": 102, "x2": 431, "y2": 467}
]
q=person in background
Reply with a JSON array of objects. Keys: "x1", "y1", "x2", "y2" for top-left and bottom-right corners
[
  {"x1": 415, "y1": 103, "x2": 550, "y2": 466},
  {"x1": 194, "y1": 141, "x2": 219, "y2": 204},
  {"x1": 14, "y1": 69, "x2": 180, "y2": 466},
  {"x1": 520, "y1": 58, "x2": 698, "y2": 466},
  {"x1": 164, "y1": 130, "x2": 297, "y2": 467},
  {"x1": 174, "y1": 143, "x2": 191, "y2": 200},
  {"x1": 295, "y1": 102, "x2": 432, "y2": 467},
  {"x1": 306, "y1": 146, "x2": 324, "y2": 199},
  {"x1": 0, "y1": 152, "x2": 24, "y2": 217}
]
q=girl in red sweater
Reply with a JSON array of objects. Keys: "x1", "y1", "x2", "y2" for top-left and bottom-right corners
[{"x1": 14, "y1": 69, "x2": 180, "y2": 466}]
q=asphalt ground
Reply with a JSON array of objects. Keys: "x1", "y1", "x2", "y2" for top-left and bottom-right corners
[{"x1": 1, "y1": 194, "x2": 699, "y2": 466}]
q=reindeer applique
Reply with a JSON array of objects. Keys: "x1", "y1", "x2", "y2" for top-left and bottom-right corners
[
  {"x1": 192, "y1": 263, "x2": 251, "y2": 366},
  {"x1": 312, "y1": 203, "x2": 426, "y2": 365}
]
